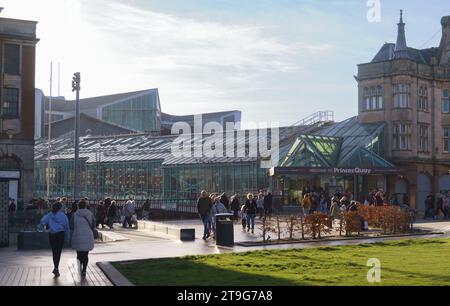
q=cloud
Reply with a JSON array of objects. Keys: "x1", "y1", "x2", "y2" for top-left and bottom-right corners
[
  {"x1": 1, "y1": 0, "x2": 338, "y2": 122},
  {"x1": 79, "y1": 1, "x2": 335, "y2": 91}
]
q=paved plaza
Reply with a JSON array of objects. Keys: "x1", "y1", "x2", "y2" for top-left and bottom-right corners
[{"x1": 0, "y1": 218, "x2": 449, "y2": 286}]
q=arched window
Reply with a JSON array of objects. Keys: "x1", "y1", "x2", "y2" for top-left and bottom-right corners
[
  {"x1": 0, "y1": 156, "x2": 21, "y2": 170},
  {"x1": 443, "y1": 90, "x2": 450, "y2": 114}
]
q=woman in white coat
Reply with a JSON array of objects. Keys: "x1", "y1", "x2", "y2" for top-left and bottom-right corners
[{"x1": 71, "y1": 200, "x2": 95, "y2": 277}]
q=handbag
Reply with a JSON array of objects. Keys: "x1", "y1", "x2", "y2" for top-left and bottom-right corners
[{"x1": 82, "y1": 215, "x2": 100, "y2": 240}]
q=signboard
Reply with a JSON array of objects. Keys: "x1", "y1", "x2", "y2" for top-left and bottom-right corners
[{"x1": 270, "y1": 167, "x2": 403, "y2": 176}]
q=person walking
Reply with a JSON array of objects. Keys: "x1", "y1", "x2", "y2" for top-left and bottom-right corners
[
  {"x1": 443, "y1": 192, "x2": 450, "y2": 220},
  {"x1": 39, "y1": 201, "x2": 70, "y2": 278},
  {"x1": 70, "y1": 200, "x2": 95, "y2": 278},
  {"x1": 424, "y1": 193, "x2": 435, "y2": 220},
  {"x1": 264, "y1": 190, "x2": 273, "y2": 219},
  {"x1": 256, "y1": 192, "x2": 265, "y2": 220},
  {"x1": 302, "y1": 193, "x2": 312, "y2": 216},
  {"x1": 96, "y1": 201, "x2": 107, "y2": 229},
  {"x1": 435, "y1": 194, "x2": 445, "y2": 219},
  {"x1": 122, "y1": 197, "x2": 136, "y2": 228},
  {"x1": 230, "y1": 193, "x2": 241, "y2": 223},
  {"x1": 106, "y1": 200, "x2": 118, "y2": 229},
  {"x1": 142, "y1": 199, "x2": 151, "y2": 220},
  {"x1": 244, "y1": 193, "x2": 257, "y2": 234},
  {"x1": 329, "y1": 198, "x2": 341, "y2": 228},
  {"x1": 197, "y1": 191, "x2": 212, "y2": 240},
  {"x1": 319, "y1": 192, "x2": 329, "y2": 214},
  {"x1": 210, "y1": 196, "x2": 228, "y2": 238},
  {"x1": 220, "y1": 193, "x2": 230, "y2": 211}
]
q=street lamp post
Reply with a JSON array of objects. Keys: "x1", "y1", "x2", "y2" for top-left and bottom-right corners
[{"x1": 72, "y1": 72, "x2": 81, "y2": 200}]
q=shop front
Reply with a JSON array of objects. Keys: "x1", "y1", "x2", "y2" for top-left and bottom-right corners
[{"x1": 270, "y1": 167, "x2": 402, "y2": 206}]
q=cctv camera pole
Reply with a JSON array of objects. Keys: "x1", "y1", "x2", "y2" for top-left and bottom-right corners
[{"x1": 72, "y1": 72, "x2": 81, "y2": 200}]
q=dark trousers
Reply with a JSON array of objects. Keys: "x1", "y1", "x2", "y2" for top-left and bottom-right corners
[
  {"x1": 122, "y1": 216, "x2": 132, "y2": 228},
  {"x1": 106, "y1": 216, "x2": 115, "y2": 228},
  {"x1": 49, "y1": 232, "x2": 65, "y2": 270},
  {"x1": 96, "y1": 216, "x2": 105, "y2": 228},
  {"x1": 77, "y1": 251, "x2": 90, "y2": 272},
  {"x1": 264, "y1": 206, "x2": 272, "y2": 217}
]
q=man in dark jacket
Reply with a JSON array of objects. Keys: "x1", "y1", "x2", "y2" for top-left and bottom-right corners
[
  {"x1": 220, "y1": 193, "x2": 230, "y2": 211},
  {"x1": 230, "y1": 194, "x2": 241, "y2": 223},
  {"x1": 263, "y1": 191, "x2": 273, "y2": 219},
  {"x1": 198, "y1": 191, "x2": 212, "y2": 240},
  {"x1": 424, "y1": 193, "x2": 435, "y2": 220}
]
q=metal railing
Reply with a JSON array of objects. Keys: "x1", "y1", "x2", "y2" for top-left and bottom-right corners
[{"x1": 291, "y1": 111, "x2": 335, "y2": 127}]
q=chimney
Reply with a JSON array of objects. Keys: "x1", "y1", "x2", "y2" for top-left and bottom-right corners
[
  {"x1": 394, "y1": 10, "x2": 409, "y2": 59},
  {"x1": 439, "y1": 16, "x2": 450, "y2": 65}
]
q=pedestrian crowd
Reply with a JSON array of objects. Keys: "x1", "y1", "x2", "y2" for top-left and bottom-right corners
[
  {"x1": 197, "y1": 189, "x2": 273, "y2": 240},
  {"x1": 36, "y1": 195, "x2": 143, "y2": 280}
]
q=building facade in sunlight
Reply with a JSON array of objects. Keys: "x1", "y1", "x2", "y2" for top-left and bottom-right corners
[
  {"x1": 0, "y1": 16, "x2": 38, "y2": 247},
  {"x1": 357, "y1": 12, "x2": 450, "y2": 210},
  {"x1": 36, "y1": 88, "x2": 241, "y2": 139}
]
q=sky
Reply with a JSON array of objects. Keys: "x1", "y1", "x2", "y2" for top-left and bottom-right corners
[{"x1": 1, "y1": 0, "x2": 449, "y2": 126}]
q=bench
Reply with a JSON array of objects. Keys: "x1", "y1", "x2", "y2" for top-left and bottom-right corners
[
  {"x1": 17, "y1": 231, "x2": 70, "y2": 250},
  {"x1": 137, "y1": 221, "x2": 195, "y2": 241},
  {"x1": 17, "y1": 231, "x2": 105, "y2": 250}
]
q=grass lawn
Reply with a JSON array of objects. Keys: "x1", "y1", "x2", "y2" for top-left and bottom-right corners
[{"x1": 113, "y1": 238, "x2": 450, "y2": 286}]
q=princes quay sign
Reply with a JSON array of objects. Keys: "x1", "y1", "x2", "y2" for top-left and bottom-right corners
[
  {"x1": 333, "y1": 168, "x2": 373, "y2": 175},
  {"x1": 270, "y1": 167, "x2": 403, "y2": 176}
]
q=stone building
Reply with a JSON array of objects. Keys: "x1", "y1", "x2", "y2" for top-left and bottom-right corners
[
  {"x1": 0, "y1": 16, "x2": 38, "y2": 247},
  {"x1": 357, "y1": 11, "x2": 450, "y2": 210}
]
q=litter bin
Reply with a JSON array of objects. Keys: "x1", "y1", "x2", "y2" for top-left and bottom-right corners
[{"x1": 215, "y1": 213, "x2": 234, "y2": 247}]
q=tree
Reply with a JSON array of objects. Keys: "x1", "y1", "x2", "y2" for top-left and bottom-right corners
[
  {"x1": 342, "y1": 211, "x2": 362, "y2": 237},
  {"x1": 275, "y1": 216, "x2": 283, "y2": 240},
  {"x1": 258, "y1": 216, "x2": 275, "y2": 242},
  {"x1": 285, "y1": 215, "x2": 299, "y2": 240},
  {"x1": 304, "y1": 213, "x2": 332, "y2": 239}
]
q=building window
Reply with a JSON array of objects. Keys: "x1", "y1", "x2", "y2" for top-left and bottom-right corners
[
  {"x1": 393, "y1": 123, "x2": 410, "y2": 150},
  {"x1": 2, "y1": 88, "x2": 19, "y2": 117},
  {"x1": 394, "y1": 84, "x2": 409, "y2": 108},
  {"x1": 4, "y1": 44, "x2": 20, "y2": 75},
  {"x1": 443, "y1": 90, "x2": 450, "y2": 114},
  {"x1": 444, "y1": 128, "x2": 450, "y2": 153},
  {"x1": 364, "y1": 86, "x2": 383, "y2": 111},
  {"x1": 418, "y1": 87, "x2": 429, "y2": 112},
  {"x1": 418, "y1": 124, "x2": 429, "y2": 152}
]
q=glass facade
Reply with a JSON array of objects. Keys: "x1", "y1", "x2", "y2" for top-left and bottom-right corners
[
  {"x1": 163, "y1": 163, "x2": 268, "y2": 201},
  {"x1": 101, "y1": 93, "x2": 161, "y2": 132},
  {"x1": 34, "y1": 117, "x2": 395, "y2": 207},
  {"x1": 35, "y1": 160, "x2": 164, "y2": 200}
]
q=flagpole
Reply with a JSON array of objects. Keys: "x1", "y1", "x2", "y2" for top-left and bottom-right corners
[{"x1": 47, "y1": 63, "x2": 53, "y2": 200}]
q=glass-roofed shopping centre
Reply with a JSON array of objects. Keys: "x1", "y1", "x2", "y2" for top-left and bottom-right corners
[{"x1": 34, "y1": 112, "x2": 401, "y2": 206}]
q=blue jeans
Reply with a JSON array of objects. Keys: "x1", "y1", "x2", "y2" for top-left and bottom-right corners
[
  {"x1": 246, "y1": 214, "x2": 256, "y2": 229},
  {"x1": 200, "y1": 214, "x2": 211, "y2": 237}
]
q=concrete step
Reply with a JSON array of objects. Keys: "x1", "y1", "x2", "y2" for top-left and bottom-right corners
[{"x1": 98, "y1": 230, "x2": 130, "y2": 242}]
